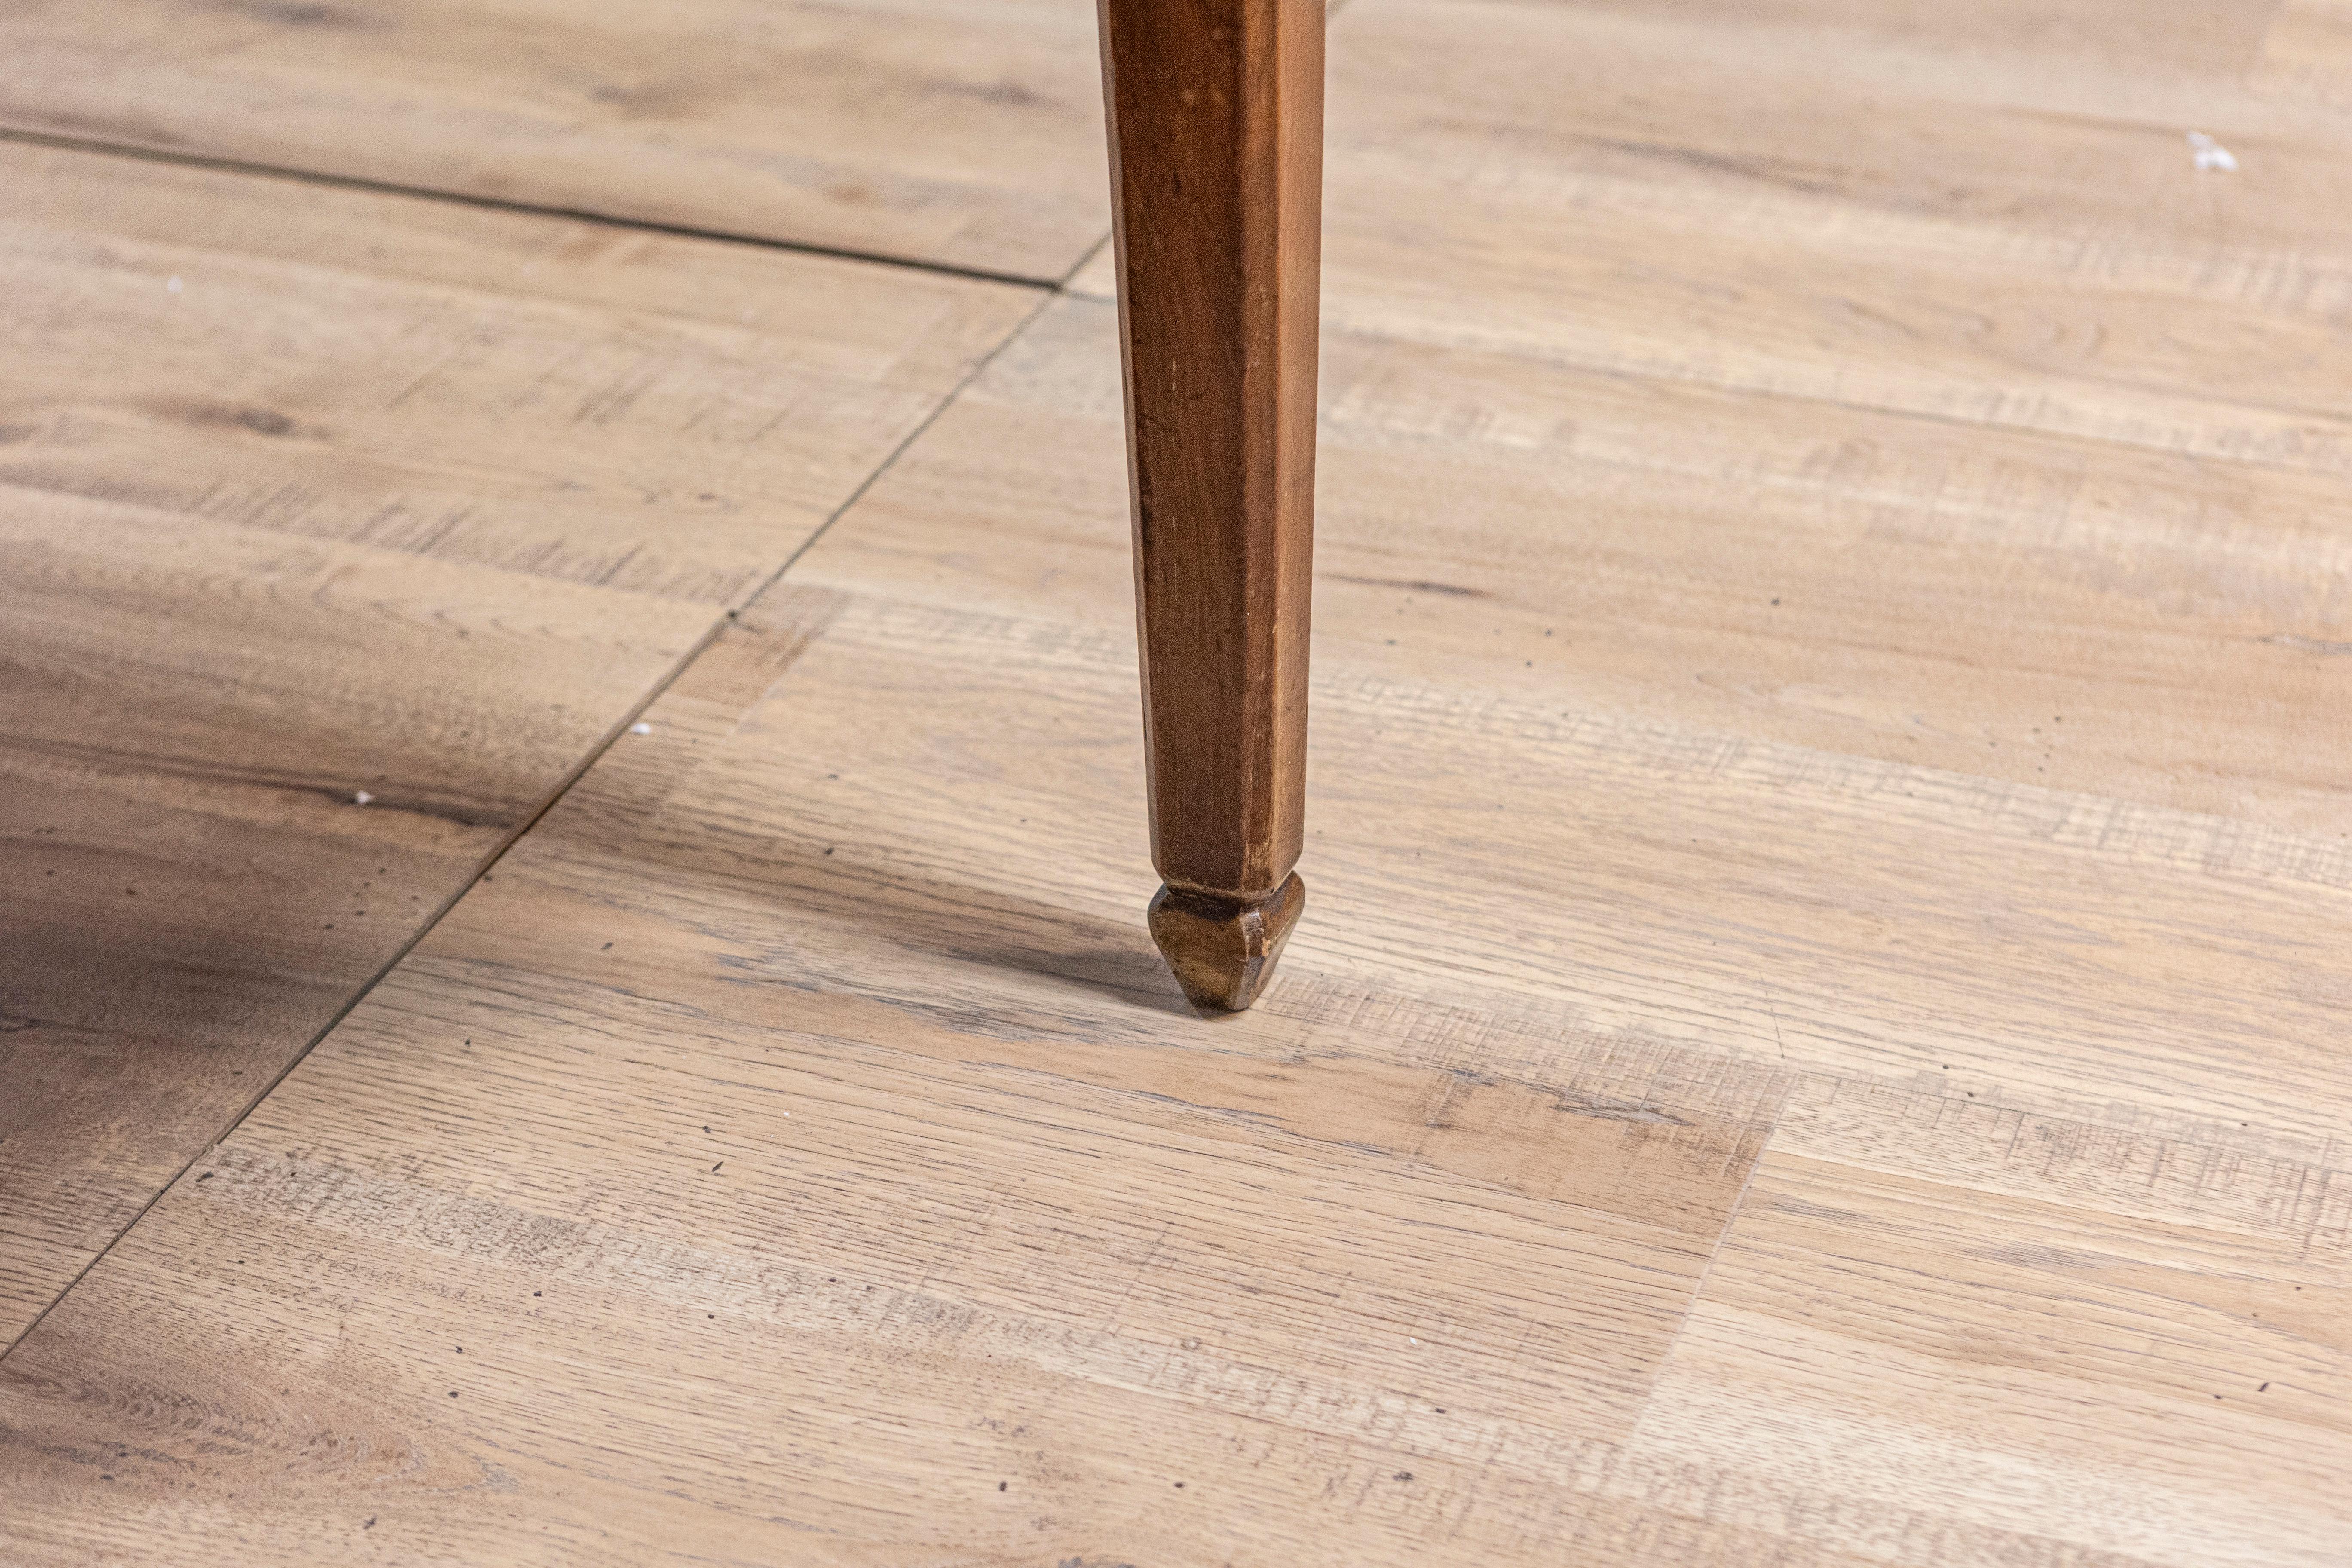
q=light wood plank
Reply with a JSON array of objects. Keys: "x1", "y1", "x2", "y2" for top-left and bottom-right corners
[
  {"x1": 0, "y1": 607, "x2": 1784, "y2": 1565},
  {"x1": 1609, "y1": 1140, "x2": 2352, "y2": 1566},
  {"x1": 1, "y1": 139, "x2": 1037, "y2": 606},
  {"x1": 1075, "y1": 0, "x2": 2352, "y2": 471},
  {"x1": 798, "y1": 297, "x2": 2352, "y2": 1154},
  {"x1": 0, "y1": 140, "x2": 1036, "y2": 1344},
  {"x1": 1773, "y1": 1078, "x2": 2352, "y2": 1259},
  {"x1": 9, "y1": 0, "x2": 2352, "y2": 1559},
  {"x1": 2254, "y1": 0, "x2": 2352, "y2": 106},
  {"x1": 7, "y1": 263, "x2": 2350, "y2": 1556},
  {"x1": 0, "y1": 502, "x2": 712, "y2": 1348},
  {"x1": 0, "y1": 0, "x2": 1110, "y2": 279}
]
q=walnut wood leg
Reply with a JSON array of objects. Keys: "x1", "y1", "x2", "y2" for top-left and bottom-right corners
[{"x1": 1097, "y1": 0, "x2": 1323, "y2": 1011}]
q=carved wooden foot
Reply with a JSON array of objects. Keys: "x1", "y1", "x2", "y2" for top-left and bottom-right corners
[{"x1": 1148, "y1": 873, "x2": 1306, "y2": 1012}]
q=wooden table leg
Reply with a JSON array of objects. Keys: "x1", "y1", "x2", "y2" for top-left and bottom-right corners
[{"x1": 1097, "y1": 0, "x2": 1323, "y2": 1011}]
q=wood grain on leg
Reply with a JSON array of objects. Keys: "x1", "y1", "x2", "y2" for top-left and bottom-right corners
[{"x1": 1098, "y1": 0, "x2": 1323, "y2": 1010}]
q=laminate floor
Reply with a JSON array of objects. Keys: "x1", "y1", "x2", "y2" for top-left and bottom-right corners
[
  {"x1": 0, "y1": 138, "x2": 1036, "y2": 1344},
  {"x1": 3, "y1": 0, "x2": 2349, "y2": 1563},
  {"x1": 0, "y1": 0, "x2": 1109, "y2": 279}
]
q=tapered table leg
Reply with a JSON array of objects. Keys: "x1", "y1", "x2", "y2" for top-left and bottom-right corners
[{"x1": 1097, "y1": 0, "x2": 1323, "y2": 1011}]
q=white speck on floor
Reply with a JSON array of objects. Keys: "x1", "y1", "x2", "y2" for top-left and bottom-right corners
[
  {"x1": 353, "y1": 790, "x2": 374, "y2": 805},
  {"x1": 166, "y1": 275, "x2": 184, "y2": 293},
  {"x1": 630, "y1": 721, "x2": 653, "y2": 735},
  {"x1": 2187, "y1": 131, "x2": 2238, "y2": 172}
]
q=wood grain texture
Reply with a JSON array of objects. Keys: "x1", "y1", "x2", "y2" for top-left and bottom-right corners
[
  {"x1": 6, "y1": 258, "x2": 2349, "y2": 1557},
  {"x1": 1073, "y1": 0, "x2": 2352, "y2": 471},
  {"x1": 0, "y1": 0, "x2": 1110, "y2": 279},
  {"x1": 0, "y1": 140, "x2": 1038, "y2": 607},
  {"x1": 1098, "y1": 0, "x2": 1323, "y2": 1006},
  {"x1": 9, "y1": 0, "x2": 2352, "y2": 1558},
  {"x1": 0, "y1": 497, "x2": 709, "y2": 1344},
  {"x1": 0, "y1": 606, "x2": 1787, "y2": 1566},
  {"x1": 808, "y1": 296, "x2": 2352, "y2": 1154},
  {"x1": 0, "y1": 139, "x2": 1035, "y2": 1344},
  {"x1": 1613, "y1": 1135, "x2": 2351, "y2": 1567}
]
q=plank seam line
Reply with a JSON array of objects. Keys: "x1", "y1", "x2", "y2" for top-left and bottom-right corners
[
  {"x1": 1614, "y1": 1075, "x2": 1798, "y2": 1431},
  {"x1": 744, "y1": 284, "x2": 1062, "y2": 603},
  {"x1": 0, "y1": 613, "x2": 729, "y2": 1362},
  {"x1": 0, "y1": 124, "x2": 1068, "y2": 292},
  {"x1": 0, "y1": 281, "x2": 1059, "y2": 1363}
]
